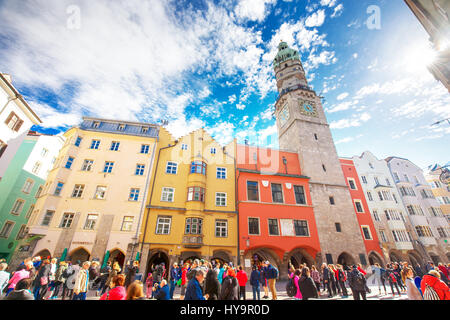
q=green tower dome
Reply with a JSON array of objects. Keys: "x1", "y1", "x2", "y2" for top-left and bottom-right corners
[{"x1": 273, "y1": 41, "x2": 301, "y2": 68}]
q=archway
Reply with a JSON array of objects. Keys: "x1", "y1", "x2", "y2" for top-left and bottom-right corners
[
  {"x1": 180, "y1": 251, "x2": 202, "y2": 265},
  {"x1": 68, "y1": 247, "x2": 90, "y2": 263},
  {"x1": 407, "y1": 251, "x2": 423, "y2": 268},
  {"x1": 337, "y1": 252, "x2": 356, "y2": 270},
  {"x1": 428, "y1": 252, "x2": 440, "y2": 265},
  {"x1": 249, "y1": 248, "x2": 280, "y2": 270},
  {"x1": 34, "y1": 249, "x2": 51, "y2": 260},
  {"x1": 368, "y1": 251, "x2": 384, "y2": 267},
  {"x1": 288, "y1": 248, "x2": 316, "y2": 269},
  {"x1": 145, "y1": 251, "x2": 169, "y2": 281},
  {"x1": 389, "y1": 251, "x2": 402, "y2": 263},
  {"x1": 109, "y1": 249, "x2": 126, "y2": 269},
  {"x1": 212, "y1": 250, "x2": 232, "y2": 266}
]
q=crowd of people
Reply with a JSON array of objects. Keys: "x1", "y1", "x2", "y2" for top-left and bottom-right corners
[{"x1": 0, "y1": 256, "x2": 449, "y2": 301}]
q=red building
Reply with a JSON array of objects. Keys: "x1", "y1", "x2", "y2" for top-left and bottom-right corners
[
  {"x1": 340, "y1": 158, "x2": 384, "y2": 261},
  {"x1": 237, "y1": 144, "x2": 321, "y2": 279}
]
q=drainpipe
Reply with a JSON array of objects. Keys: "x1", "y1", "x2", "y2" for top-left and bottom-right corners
[
  {"x1": 139, "y1": 139, "x2": 179, "y2": 257},
  {"x1": 235, "y1": 142, "x2": 240, "y2": 266}
]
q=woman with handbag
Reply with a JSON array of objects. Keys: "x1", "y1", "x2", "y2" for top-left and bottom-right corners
[{"x1": 32, "y1": 259, "x2": 51, "y2": 300}]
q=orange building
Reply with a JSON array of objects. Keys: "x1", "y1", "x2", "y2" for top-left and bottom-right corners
[
  {"x1": 340, "y1": 158, "x2": 383, "y2": 261},
  {"x1": 236, "y1": 144, "x2": 321, "y2": 279}
]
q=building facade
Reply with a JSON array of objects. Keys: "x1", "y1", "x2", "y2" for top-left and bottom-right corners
[
  {"x1": 0, "y1": 73, "x2": 42, "y2": 179},
  {"x1": 386, "y1": 156, "x2": 449, "y2": 264},
  {"x1": 340, "y1": 157, "x2": 385, "y2": 266},
  {"x1": 137, "y1": 128, "x2": 237, "y2": 277},
  {"x1": 273, "y1": 41, "x2": 367, "y2": 267},
  {"x1": 351, "y1": 151, "x2": 418, "y2": 266},
  {"x1": 0, "y1": 131, "x2": 64, "y2": 261},
  {"x1": 237, "y1": 144, "x2": 321, "y2": 279},
  {"x1": 425, "y1": 165, "x2": 450, "y2": 221},
  {"x1": 10, "y1": 118, "x2": 160, "y2": 270}
]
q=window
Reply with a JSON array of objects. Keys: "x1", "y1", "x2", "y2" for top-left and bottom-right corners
[
  {"x1": 71, "y1": 185, "x2": 84, "y2": 198},
  {"x1": 26, "y1": 204, "x2": 35, "y2": 220},
  {"x1": 32, "y1": 162, "x2": 42, "y2": 174},
  {"x1": 216, "y1": 167, "x2": 226, "y2": 179},
  {"x1": 329, "y1": 196, "x2": 335, "y2": 205},
  {"x1": 436, "y1": 227, "x2": 447, "y2": 238},
  {"x1": 215, "y1": 220, "x2": 228, "y2": 237},
  {"x1": 90, "y1": 140, "x2": 100, "y2": 149},
  {"x1": 211, "y1": 148, "x2": 216, "y2": 154},
  {"x1": 271, "y1": 183, "x2": 283, "y2": 203},
  {"x1": 22, "y1": 179, "x2": 34, "y2": 194},
  {"x1": 378, "y1": 191, "x2": 384, "y2": 201},
  {"x1": 314, "y1": 133, "x2": 318, "y2": 140},
  {"x1": 393, "y1": 194, "x2": 398, "y2": 203},
  {"x1": 215, "y1": 193, "x2": 227, "y2": 207},
  {"x1": 187, "y1": 187, "x2": 205, "y2": 202},
  {"x1": 379, "y1": 230, "x2": 387, "y2": 243},
  {"x1": 185, "y1": 218, "x2": 202, "y2": 234},
  {"x1": 248, "y1": 218, "x2": 260, "y2": 235},
  {"x1": 94, "y1": 186, "x2": 107, "y2": 199},
  {"x1": 5, "y1": 112, "x2": 23, "y2": 131},
  {"x1": 103, "y1": 161, "x2": 114, "y2": 173},
  {"x1": 141, "y1": 127, "x2": 149, "y2": 134},
  {"x1": 135, "y1": 164, "x2": 145, "y2": 176},
  {"x1": 362, "y1": 226, "x2": 372, "y2": 240},
  {"x1": 386, "y1": 178, "x2": 391, "y2": 186},
  {"x1": 0, "y1": 140, "x2": 7, "y2": 158},
  {"x1": 92, "y1": 121, "x2": 100, "y2": 128},
  {"x1": 65, "y1": 157, "x2": 75, "y2": 169},
  {"x1": 161, "y1": 187, "x2": 174, "y2": 202},
  {"x1": 355, "y1": 201, "x2": 364, "y2": 213},
  {"x1": 367, "y1": 192, "x2": 373, "y2": 201},
  {"x1": 322, "y1": 164, "x2": 327, "y2": 172},
  {"x1": 373, "y1": 210, "x2": 380, "y2": 221},
  {"x1": 403, "y1": 174, "x2": 409, "y2": 182},
  {"x1": 110, "y1": 141, "x2": 120, "y2": 151},
  {"x1": 41, "y1": 148, "x2": 49, "y2": 157},
  {"x1": 294, "y1": 220, "x2": 309, "y2": 237},
  {"x1": 166, "y1": 162, "x2": 178, "y2": 174},
  {"x1": 118, "y1": 124, "x2": 126, "y2": 131},
  {"x1": 54, "y1": 182, "x2": 64, "y2": 196},
  {"x1": 81, "y1": 160, "x2": 94, "y2": 171},
  {"x1": 268, "y1": 219, "x2": 279, "y2": 236},
  {"x1": 41, "y1": 210, "x2": 55, "y2": 226},
  {"x1": 84, "y1": 214, "x2": 98, "y2": 230},
  {"x1": 156, "y1": 216, "x2": 172, "y2": 235},
  {"x1": 247, "y1": 181, "x2": 259, "y2": 201},
  {"x1": 348, "y1": 179, "x2": 357, "y2": 190},
  {"x1": 369, "y1": 163, "x2": 374, "y2": 169},
  {"x1": 141, "y1": 145, "x2": 150, "y2": 154},
  {"x1": 75, "y1": 136, "x2": 82, "y2": 147},
  {"x1": 0, "y1": 221, "x2": 14, "y2": 238},
  {"x1": 190, "y1": 161, "x2": 206, "y2": 175},
  {"x1": 393, "y1": 172, "x2": 399, "y2": 182},
  {"x1": 361, "y1": 176, "x2": 367, "y2": 184},
  {"x1": 129, "y1": 188, "x2": 140, "y2": 201},
  {"x1": 11, "y1": 199, "x2": 25, "y2": 215},
  {"x1": 294, "y1": 185, "x2": 306, "y2": 205},
  {"x1": 374, "y1": 177, "x2": 379, "y2": 185},
  {"x1": 335, "y1": 223, "x2": 341, "y2": 232},
  {"x1": 121, "y1": 216, "x2": 134, "y2": 231},
  {"x1": 16, "y1": 225, "x2": 27, "y2": 240},
  {"x1": 60, "y1": 213, "x2": 75, "y2": 228},
  {"x1": 181, "y1": 144, "x2": 188, "y2": 150},
  {"x1": 35, "y1": 186, "x2": 43, "y2": 198}
]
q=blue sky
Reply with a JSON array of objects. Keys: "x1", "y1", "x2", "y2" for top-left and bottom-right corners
[{"x1": 0, "y1": 0, "x2": 448, "y2": 169}]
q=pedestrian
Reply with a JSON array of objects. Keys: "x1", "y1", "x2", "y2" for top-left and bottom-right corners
[
  {"x1": 88, "y1": 261, "x2": 100, "y2": 292},
  {"x1": 420, "y1": 270, "x2": 450, "y2": 300},
  {"x1": 169, "y1": 262, "x2": 181, "y2": 299},
  {"x1": 249, "y1": 265, "x2": 261, "y2": 300},
  {"x1": 3, "y1": 278, "x2": 34, "y2": 300},
  {"x1": 33, "y1": 258, "x2": 51, "y2": 300},
  {"x1": 348, "y1": 265, "x2": 367, "y2": 300},
  {"x1": 126, "y1": 280, "x2": 146, "y2": 300},
  {"x1": 100, "y1": 274, "x2": 127, "y2": 300},
  {"x1": 372, "y1": 263, "x2": 387, "y2": 295},
  {"x1": 330, "y1": 265, "x2": 340, "y2": 295},
  {"x1": 321, "y1": 263, "x2": 335, "y2": 298},
  {"x1": 386, "y1": 264, "x2": 401, "y2": 297},
  {"x1": 153, "y1": 262, "x2": 165, "y2": 285},
  {"x1": 125, "y1": 260, "x2": 139, "y2": 289},
  {"x1": 179, "y1": 263, "x2": 189, "y2": 300},
  {"x1": 0, "y1": 263, "x2": 10, "y2": 296},
  {"x1": 414, "y1": 264, "x2": 424, "y2": 278},
  {"x1": 186, "y1": 259, "x2": 200, "y2": 284},
  {"x1": 105, "y1": 262, "x2": 121, "y2": 292},
  {"x1": 145, "y1": 272, "x2": 154, "y2": 299},
  {"x1": 292, "y1": 269, "x2": 302, "y2": 300},
  {"x1": 97, "y1": 261, "x2": 112, "y2": 296},
  {"x1": 260, "y1": 263, "x2": 269, "y2": 299},
  {"x1": 336, "y1": 264, "x2": 348, "y2": 297},
  {"x1": 5, "y1": 266, "x2": 30, "y2": 297},
  {"x1": 184, "y1": 269, "x2": 206, "y2": 300},
  {"x1": 310, "y1": 265, "x2": 321, "y2": 293},
  {"x1": 425, "y1": 261, "x2": 434, "y2": 273},
  {"x1": 298, "y1": 267, "x2": 319, "y2": 300},
  {"x1": 73, "y1": 261, "x2": 91, "y2": 300},
  {"x1": 46, "y1": 258, "x2": 58, "y2": 299},
  {"x1": 264, "y1": 261, "x2": 278, "y2": 300},
  {"x1": 49, "y1": 261, "x2": 68, "y2": 299},
  {"x1": 61, "y1": 261, "x2": 75, "y2": 300},
  {"x1": 220, "y1": 268, "x2": 239, "y2": 300},
  {"x1": 393, "y1": 263, "x2": 406, "y2": 292},
  {"x1": 402, "y1": 267, "x2": 422, "y2": 300},
  {"x1": 236, "y1": 266, "x2": 248, "y2": 300},
  {"x1": 204, "y1": 268, "x2": 220, "y2": 300}
]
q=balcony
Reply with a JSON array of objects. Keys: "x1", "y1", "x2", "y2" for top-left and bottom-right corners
[
  {"x1": 182, "y1": 235, "x2": 204, "y2": 249},
  {"x1": 276, "y1": 84, "x2": 315, "y2": 102}
]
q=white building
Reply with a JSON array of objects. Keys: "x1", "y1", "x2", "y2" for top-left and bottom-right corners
[
  {"x1": 0, "y1": 73, "x2": 42, "y2": 179},
  {"x1": 352, "y1": 151, "x2": 416, "y2": 266},
  {"x1": 386, "y1": 156, "x2": 449, "y2": 265}
]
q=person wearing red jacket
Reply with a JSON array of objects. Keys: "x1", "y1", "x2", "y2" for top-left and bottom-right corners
[
  {"x1": 421, "y1": 270, "x2": 450, "y2": 300},
  {"x1": 179, "y1": 263, "x2": 189, "y2": 300},
  {"x1": 438, "y1": 264, "x2": 449, "y2": 281},
  {"x1": 357, "y1": 264, "x2": 367, "y2": 276},
  {"x1": 236, "y1": 266, "x2": 248, "y2": 300},
  {"x1": 100, "y1": 274, "x2": 126, "y2": 300}
]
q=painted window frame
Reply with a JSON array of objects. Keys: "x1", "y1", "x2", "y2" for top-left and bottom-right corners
[
  {"x1": 161, "y1": 187, "x2": 175, "y2": 202},
  {"x1": 155, "y1": 216, "x2": 172, "y2": 235},
  {"x1": 248, "y1": 217, "x2": 260, "y2": 236}
]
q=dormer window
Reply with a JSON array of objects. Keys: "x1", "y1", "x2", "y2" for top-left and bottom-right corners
[
  {"x1": 92, "y1": 121, "x2": 100, "y2": 128},
  {"x1": 118, "y1": 124, "x2": 126, "y2": 131},
  {"x1": 141, "y1": 127, "x2": 149, "y2": 134}
]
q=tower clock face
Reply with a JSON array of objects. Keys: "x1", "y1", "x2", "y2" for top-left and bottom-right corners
[
  {"x1": 279, "y1": 104, "x2": 290, "y2": 126},
  {"x1": 299, "y1": 100, "x2": 318, "y2": 117}
]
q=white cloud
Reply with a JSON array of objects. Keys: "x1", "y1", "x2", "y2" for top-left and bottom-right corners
[
  {"x1": 305, "y1": 9, "x2": 326, "y2": 28},
  {"x1": 234, "y1": 0, "x2": 277, "y2": 22},
  {"x1": 336, "y1": 92, "x2": 349, "y2": 100},
  {"x1": 236, "y1": 103, "x2": 246, "y2": 110},
  {"x1": 335, "y1": 137, "x2": 354, "y2": 145},
  {"x1": 330, "y1": 112, "x2": 371, "y2": 129},
  {"x1": 331, "y1": 4, "x2": 344, "y2": 18},
  {"x1": 320, "y1": 0, "x2": 337, "y2": 7}
]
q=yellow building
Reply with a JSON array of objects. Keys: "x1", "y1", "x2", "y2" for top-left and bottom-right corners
[
  {"x1": 425, "y1": 167, "x2": 450, "y2": 220},
  {"x1": 138, "y1": 128, "x2": 237, "y2": 275},
  {"x1": 14, "y1": 117, "x2": 159, "y2": 269}
]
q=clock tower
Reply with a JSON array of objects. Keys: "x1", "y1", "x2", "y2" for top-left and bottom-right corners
[{"x1": 273, "y1": 42, "x2": 367, "y2": 266}]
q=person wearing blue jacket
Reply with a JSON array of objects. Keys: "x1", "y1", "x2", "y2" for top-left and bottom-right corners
[
  {"x1": 153, "y1": 280, "x2": 170, "y2": 300},
  {"x1": 169, "y1": 262, "x2": 181, "y2": 299},
  {"x1": 249, "y1": 266, "x2": 261, "y2": 300},
  {"x1": 184, "y1": 269, "x2": 206, "y2": 300}
]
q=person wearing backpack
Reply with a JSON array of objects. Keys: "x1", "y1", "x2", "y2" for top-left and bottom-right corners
[
  {"x1": 336, "y1": 264, "x2": 348, "y2": 297},
  {"x1": 49, "y1": 261, "x2": 68, "y2": 299},
  {"x1": 421, "y1": 270, "x2": 450, "y2": 300},
  {"x1": 386, "y1": 264, "x2": 401, "y2": 297},
  {"x1": 298, "y1": 267, "x2": 318, "y2": 300},
  {"x1": 264, "y1": 261, "x2": 278, "y2": 300},
  {"x1": 249, "y1": 265, "x2": 261, "y2": 300},
  {"x1": 348, "y1": 265, "x2": 367, "y2": 300}
]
